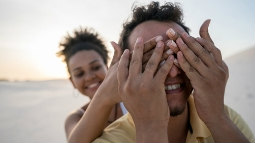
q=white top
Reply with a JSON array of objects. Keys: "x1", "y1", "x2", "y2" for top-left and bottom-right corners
[
  {"x1": 120, "y1": 102, "x2": 128, "y2": 115},
  {"x1": 78, "y1": 102, "x2": 128, "y2": 115}
]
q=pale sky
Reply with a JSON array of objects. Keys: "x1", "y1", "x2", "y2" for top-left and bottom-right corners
[{"x1": 0, "y1": 0, "x2": 254, "y2": 80}]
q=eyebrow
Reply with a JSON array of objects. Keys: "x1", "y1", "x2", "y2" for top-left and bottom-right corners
[{"x1": 72, "y1": 59, "x2": 100, "y2": 72}]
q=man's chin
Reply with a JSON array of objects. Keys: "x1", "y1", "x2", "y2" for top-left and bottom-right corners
[
  {"x1": 169, "y1": 105, "x2": 186, "y2": 117},
  {"x1": 166, "y1": 95, "x2": 188, "y2": 117}
]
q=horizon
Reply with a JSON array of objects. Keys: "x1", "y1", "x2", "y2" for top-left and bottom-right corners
[
  {"x1": 0, "y1": 0, "x2": 254, "y2": 81},
  {"x1": 1, "y1": 45, "x2": 254, "y2": 82}
]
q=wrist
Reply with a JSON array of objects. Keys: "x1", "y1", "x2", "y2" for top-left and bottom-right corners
[
  {"x1": 135, "y1": 120, "x2": 169, "y2": 143},
  {"x1": 204, "y1": 112, "x2": 228, "y2": 129},
  {"x1": 135, "y1": 119, "x2": 169, "y2": 134},
  {"x1": 93, "y1": 90, "x2": 116, "y2": 108}
]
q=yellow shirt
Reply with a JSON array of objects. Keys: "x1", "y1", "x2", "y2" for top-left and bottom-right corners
[{"x1": 93, "y1": 96, "x2": 255, "y2": 143}]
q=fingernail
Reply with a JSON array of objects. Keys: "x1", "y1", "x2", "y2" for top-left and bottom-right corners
[
  {"x1": 178, "y1": 38, "x2": 184, "y2": 45},
  {"x1": 167, "y1": 28, "x2": 175, "y2": 37},
  {"x1": 155, "y1": 35, "x2": 163, "y2": 42},
  {"x1": 160, "y1": 60, "x2": 166, "y2": 66},
  {"x1": 174, "y1": 59, "x2": 180, "y2": 67},
  {"x1": 177, "y1": 51, "x2": 183, "y2": 57},
  {"x1": 166, "y1": 49, "x2": 173, "y2": 55},
  {"x1": 110, "y1": 41, "x2": 117, "y2": 48},
  {"x1": 174, "y1": 58, "x2": 178, "y2": 64},
  {"x1": 167, "y1": 40, "x2": 177, "y2": 47},
  {"x1": 166, "y1": 40, "x2": 172, "y2": 47},
  {"x1": 123, "y1": 49, "x2": 129, "y2": 55},
  {"x1": 156, "y1": 41, "x2": 163, "y2": 48},
  {"x1": 136, "y1": 37, "x2": 142, "y2": 43}
]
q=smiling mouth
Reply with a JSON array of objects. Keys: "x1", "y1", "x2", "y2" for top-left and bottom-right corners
[
  {"x1": 165, "y1": 83, "x2": 184, "y2": 94},
  {"x1": 165, "y1": 84, "x2": 180, "y2": 90},
  {"x1": 85, "y1": 82, "x2": 101, "y2": 89}
]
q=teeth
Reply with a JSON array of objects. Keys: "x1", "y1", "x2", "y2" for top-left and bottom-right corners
[
  {"x1": 87, "y1": 82, "x2": 99, "y2": 89},
  {"x1": 165, "y1": 84, "x2": 180, "y2": 91}
]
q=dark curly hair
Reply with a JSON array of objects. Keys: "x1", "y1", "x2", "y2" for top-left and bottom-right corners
[
  {"x1": 57, "y1": 27, "x2": 109, "y2": 73},
  {"x1": 119, "y1": 1, "x2": 190, "y2": 50}
]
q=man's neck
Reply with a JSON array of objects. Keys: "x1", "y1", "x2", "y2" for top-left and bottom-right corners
[{"x1": 168, "y1": 103, "x2": 189, "y2": 142}]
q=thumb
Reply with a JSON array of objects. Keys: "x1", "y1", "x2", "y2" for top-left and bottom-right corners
[
  {"x1": 110, "y1": 41, "x2": 122, "y2": 67},
  {"x1": 199, "y1": 19, "x2": 214, "y2": 44}
]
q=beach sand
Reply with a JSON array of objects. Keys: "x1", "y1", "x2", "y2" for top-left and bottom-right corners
[
  {"x1": 224, "y1": 47, "x2": 255, "y2": 135},
  {"x1": 0, "y1": 48, "x2": 254, "y2": 142},
  {"x1": 0, "y1": 80, "x2": 89, "y2": 143}
]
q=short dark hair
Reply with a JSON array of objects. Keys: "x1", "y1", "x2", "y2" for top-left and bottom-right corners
[
  {"x1": 57, "y1": 27, "x2": 109, "y2": 72},
  {"x1": 119, "y1": 1, "x2": 190, "y2": 50}
]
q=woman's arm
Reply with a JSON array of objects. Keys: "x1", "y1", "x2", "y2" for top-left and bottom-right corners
[
  {"x1": 68, "y1": 92, "x2": 116, "y2": 143},
  {"x1": 67, "y1": 42, "x2": 122, "y2": 143},
  {"x1": 65, "y1": 110, "x2": 83, "y2": 139},
  {"x1": 68, "y1": 37, "x2": 166, "y2": 143}
]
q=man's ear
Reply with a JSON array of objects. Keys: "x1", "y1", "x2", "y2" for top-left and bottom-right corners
[{"x1": 69, "y1": 76, "x2": 76, "y2": 88}]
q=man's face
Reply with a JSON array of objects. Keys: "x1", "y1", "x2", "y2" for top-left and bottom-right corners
[{"x1": 128, "y1": 20, "x2": 193, "y2": 116}]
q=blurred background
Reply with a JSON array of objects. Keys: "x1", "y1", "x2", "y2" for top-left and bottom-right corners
[{"x1": 0, "y1": 0, "x2": 254, "y2": 142}]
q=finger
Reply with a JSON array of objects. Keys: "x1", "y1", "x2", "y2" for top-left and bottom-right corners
[
  {"x1": 129, "y1": 37, "x2": 144, "y2": 77},
  {"x1": 160, "y1": 48, "x2": 173, "y2": 63},
  {"x1": 155, "y1": 55, "x2": 174, "y2": 81},
  {"x1": 174, "y1": 58, "x2": 180, "y2": 68},
  {"x1": 177, "y1": 51, "x2": 201, "y2": 81},
  {"x1": 199, "y1": 19, "x2": 214, "y2": 44},
  {"x1": 142, "y1": 49, "x2": 153, "y2": 64},
  {"x1": 222, "y1": 61, "x2": 229, "y2": 80},
  {"x1": 166, "y1": 28, "x2": 179, "y2": 41},
  {"x1": 143, "y1": 35, "x2": 163, "y2": 53},
  {"x1": 142, "y1": 46, "x2": 173, "y2": 64},
  {"x1": 144, "y1": 41, "x2": 164, "y2": 77},
  {"x1": 117, "y1": 49, "x2": 130, "y2": 87},
  {"x1": 110, "y1": 41, "x2": 122, "y2": 67},
  {"x1": 176, "y1": 37, "x2": 207, "y2": 76},
  {"x1": 198, "y1": 19, "x2": 223, "y2": 65},
  {"x1": 180, "y1": 33, "x2": 212, "y2": 67},
  {"x1": 142, "y1": 51, "x2": 177, "y2": 71},
  {"x1": 195, "y1": 37, "x2": 222, "y2": 66},
  {"x1": 166, "y1": 40, "x2": 179, "y2": 54}
]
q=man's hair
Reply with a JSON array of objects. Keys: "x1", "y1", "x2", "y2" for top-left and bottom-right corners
[
  {"x1": 119, "y1": 1, "x2": 190, "y2": 50},
  {"x1": 57, "y1": 27, "x2": 109, "y2": 67}
]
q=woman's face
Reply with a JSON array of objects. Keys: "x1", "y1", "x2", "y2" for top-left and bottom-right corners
[{"x1": 68, "y1": 50, "x2": 107, "y2": 99}]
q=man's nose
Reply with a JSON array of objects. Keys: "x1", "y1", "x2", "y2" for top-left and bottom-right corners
[{"x1": 168, "y1": 64, "x2": 181, "y2": 77}]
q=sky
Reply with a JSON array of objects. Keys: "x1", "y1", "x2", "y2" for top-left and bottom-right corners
[{"x1": 0, "y1": 0, "x2": 254, "y2": 81}]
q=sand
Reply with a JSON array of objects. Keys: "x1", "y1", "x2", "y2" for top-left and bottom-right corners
[{"x1": 0, "y1": 80, "x2": 89, "y2": 143}]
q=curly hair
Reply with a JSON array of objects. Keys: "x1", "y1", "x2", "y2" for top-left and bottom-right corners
[
  {"x1": 57, "y1": 27, "x2": 109, "y2": 69},
  {"x1": 119, "y1": 1, "x2": 190, "y2": 50}
]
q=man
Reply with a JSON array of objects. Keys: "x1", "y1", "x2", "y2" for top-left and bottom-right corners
[{"x1": 92, "y1": 1, "x2": 254, "y2": 143}]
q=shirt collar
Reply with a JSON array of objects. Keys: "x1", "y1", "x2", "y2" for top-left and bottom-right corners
[
  {"x1": 126, "y1": 95, "x2": 211, "y2": 141},
  {"x1": 186, "y1": 95, "x2": 211, "y2": 142}
]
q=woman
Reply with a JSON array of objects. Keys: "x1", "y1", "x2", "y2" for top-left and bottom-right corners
[{"x1": 57, "y1": 27, "x2": 125, "y2": 139}]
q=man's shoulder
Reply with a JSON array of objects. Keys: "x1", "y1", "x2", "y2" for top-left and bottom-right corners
[
  {"x1": 92, "y1": 113, "x2": 136, "y2": 143},
  {"x1": 224, "y1": 105, "x2": 255, "y2": 143},
  {"x1": 224, "y1": 105, "x2": 248, "y2": 124}
]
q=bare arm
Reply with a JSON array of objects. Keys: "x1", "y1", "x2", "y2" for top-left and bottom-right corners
[
  {"x1": 67, "y1": 36, "x2": 169, "y2": 143},
  {"x1": 67, "y1": 42, "x2": 122, "y2": 143},
  {"x1": 68, "y1": 95, "x2": 115, "y2": 143},
  {"x1": 65, "y1": 110, "x2": 83, "y2": 139}
]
